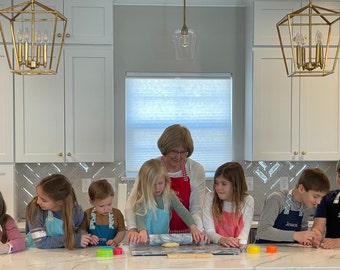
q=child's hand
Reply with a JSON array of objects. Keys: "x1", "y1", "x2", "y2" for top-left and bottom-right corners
[
  {"x1": 218, "y1": 236, "x2": 239, "y2": 248},
  {"x1": 0, "y1": 242, "x2": 10, "y2": 254},
  {"x1": 127, "y1": 229, "x2": 140, "y2": 244},
  {"x1": 294, "y1": 230, "x2": 316, "y2": 245},
  {"x1": 189, "y1": 225, "x2": 209, "y2": 244},
  {"x1": 320, "y1": 238, "x2": 340, "y2": 249},
  {"x1": 90, "y1": 235, "x2": 99, "y2": 245},
  {"x1": 80, "y1": 234, "x2": 92, "y2": 248},
  {"x1": 137, "y1": 229, "x2": 149, "y2": 244},
  {"x1": 106, "y1": 239, "x2": 118, "y2": 246}
]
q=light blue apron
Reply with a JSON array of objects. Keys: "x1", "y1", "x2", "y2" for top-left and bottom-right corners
[
  {"x1": 26, "y1": 210, "x2": 64, "y2": 247},
  {"x1": 145, "y1": 207, "x2": 170, "y2": 234}
]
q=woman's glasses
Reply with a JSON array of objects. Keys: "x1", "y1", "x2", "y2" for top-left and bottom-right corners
[{"x1": 169, "y1": 150, "x2": 188, "y2": 157}]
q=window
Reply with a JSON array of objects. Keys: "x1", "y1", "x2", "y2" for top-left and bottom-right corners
[{"x1": 126, "y1": 72, "x2": 232, "y2": 175}]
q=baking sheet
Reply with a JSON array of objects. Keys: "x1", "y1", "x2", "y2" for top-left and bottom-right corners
[{"x1": 129, "y1": 243, "x2": 240, "y2": 256}]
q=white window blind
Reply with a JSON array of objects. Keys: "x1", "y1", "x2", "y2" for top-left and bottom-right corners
[{"x1": 126, "y1": 73, "x2": 233, "y2": 175}]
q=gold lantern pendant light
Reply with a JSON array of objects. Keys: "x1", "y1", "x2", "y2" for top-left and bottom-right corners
[
  {"x1": 0, "y1": 0, "x2": 67, "y2": 75},
  {"x1": 277, "y1": 0, "x2": 340, "y2": 77},
  {"x1": 173, "y1": 0, "x2": 197, "y2": 61}
]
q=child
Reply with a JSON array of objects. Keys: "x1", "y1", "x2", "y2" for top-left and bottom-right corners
[
  {"x1": 202, "y1": 162, "x2": 254, "y2": 248},
  {"x1": 81, "y1": 179, "x2": 126, "y2": 246},
  {"x1": 312, "y1": 160, "x2": 340, "y2": 249},
  {"x1": 256, "y1": 168, "x2": 330, "y2": 244},
  {"x1": 25, "y1": 174, "x2": 92, "y2": 249},
  {"x1": 130, "y1": 159, "x2": 206, "y2": 244},
  {"x1": 0, "y1": 191, "x2": 25, "y2": 254}
]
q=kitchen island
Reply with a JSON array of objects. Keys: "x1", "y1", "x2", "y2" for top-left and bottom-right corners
[{"x1": 1, "y1": 244, "x2": 340, "y2": 269}]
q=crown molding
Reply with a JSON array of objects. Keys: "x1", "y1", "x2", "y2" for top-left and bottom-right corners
[{"x1": 113, "y1": 0, "x2": 252, "y2": 7}]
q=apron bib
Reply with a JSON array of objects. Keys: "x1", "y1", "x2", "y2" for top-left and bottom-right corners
[
  {"x1": 214, "y1": 211, "x2": 244, "y2": 238},
  {"x1": 169, "y1": 162, "x2": 191, "y2": 233},
  {"x1": 256, "y1": 190, "x2": 303, "y2": 243},
  {"x1": 145, "y1": 207, "x2": 170, "y2": 234},
  {"x1": 89, "y1": 209, "x2": 117, "y2": 246}
]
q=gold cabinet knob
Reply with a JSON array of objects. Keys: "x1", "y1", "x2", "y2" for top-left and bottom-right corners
[
  {"x1": 67, "y1": 152, "x2": 72, "y2": 156},
  {"x1": 58, "y1": 152, "x2": 63, "y2": 157},
  {"x1": 293, "y1": 151, "x2": 298, "y2": 155},
  {"x1": 301, "y1": 151, "x2": 307, "y2": 155},
  {"x1": 57, "y1": 33, "x2": 71, "y2": 38}
]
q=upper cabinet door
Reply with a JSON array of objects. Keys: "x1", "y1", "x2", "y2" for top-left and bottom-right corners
[
  {"x1": 299, "y1": 57, "x2": 340, "y2": 161},
  {"x1": 12, "y1": 0, "x2": 113, "y2": 44},
  {"x1": 0, "y1": 47, "x2": 13, "y2": 162},
  {"x1": 64, "y1": 46, "x2": 114, "y2": 162},
  {"x1": 245, "y1": 48, "x2": 299, "y2": 161},
  {"x1": 0, "y1": 0, "x2": 17, "y2": 42},
  {"x1": 63, "y1": 0, "x2": 113, "y2": 44},
  {"x1": 14, "y1": 58, "x2": 65, "y2": 163},
  {"x1": 253, "y1": 1, "x2": 301, "y2": 46}
]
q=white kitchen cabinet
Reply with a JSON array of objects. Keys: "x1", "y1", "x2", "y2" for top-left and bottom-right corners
[
  {"x1": 245, "y1": 48, "x2": 340, "y2": 161},
  {"x1": 0, "y1": 47, "x2": 13, "y2": 162},
  {"x1": 15, "y1": 46, "x2": 114, "y2": 162},
  {"x1": 253, "y1": 1, "x2": 301, "y2": 46},
  {"x1": 0, "y1": 165, "x2": 15, "y2": 218},
  {"x1": 12, "y1": 0, "x2": 113, "y2": 44},
  {"x1": 0, "y1": 0, "x2": 14, "y2": 42},
  {"x1": 252, "y1": 1, "x2": 340, "y2": 46}
]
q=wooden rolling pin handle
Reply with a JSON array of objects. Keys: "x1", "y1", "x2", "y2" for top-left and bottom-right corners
[{"x1": 167, "y1": 253, "x2": 213, "y2": 259}]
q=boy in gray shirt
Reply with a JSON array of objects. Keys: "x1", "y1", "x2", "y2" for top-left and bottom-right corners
[{"x1": 256, "y1": 168, "x2": 330, "y2": 244}]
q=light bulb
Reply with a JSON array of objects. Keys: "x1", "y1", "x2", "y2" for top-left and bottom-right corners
[
  {"x1": 24, "y1": 28, "x2": 30, "y2": 41},
  {"x1": 36, "y1": 31, "x2": 42, "y2": 44},
  {"x1": 180, "y1": 34, "x2": 189, "y2": 47},
  {"x1": 17, "y1": 30, "x2": 23, "y2": 43},
  {"x1": 43, "y1": 31, "x2": 49, "y2": 43}
]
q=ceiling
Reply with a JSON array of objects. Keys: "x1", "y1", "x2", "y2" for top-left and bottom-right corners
[{"x1": 113, "y1": 0, "x2": 253, "y2": 7}]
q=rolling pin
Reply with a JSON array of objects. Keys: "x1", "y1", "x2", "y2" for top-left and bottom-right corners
[{"x1": 167, "y1": 253, "x2": 213, "y2": 259}]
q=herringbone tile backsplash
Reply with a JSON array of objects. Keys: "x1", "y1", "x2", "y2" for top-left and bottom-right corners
[{"x1": 16, "y1": 160, "x2": 338, "y2": 219}]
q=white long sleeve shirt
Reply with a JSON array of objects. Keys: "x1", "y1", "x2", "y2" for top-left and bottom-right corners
[{"x1": 202, "y1": 192, "x2": 254, "y2": 243}]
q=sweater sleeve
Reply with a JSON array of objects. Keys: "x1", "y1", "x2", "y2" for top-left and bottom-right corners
[
  {"x1": 256, "y1": 191, "x2": 295, "y2": 242},
  {"x1": 238, "y1": 195, "x2": 255, "y2": 241},
  {"x1": 113, "y1": 208, "x2": 126, "y2": 232},
  {"x1": 135, "y1": 201, "x2": 147, "y2": 231},
  {"x1": 171, "y1": 193, "x2": 195, "y2": 228},
  {"x1": 125, "y1": 175, "x2": 140, "y2": 231},
  {"x1": 187, "y1": 159, "x2": 206, "y2": 231},
  {"x1": 5, "y1": 217, "x2": 25, "y2": 253},
  {"x1": 26, "y1": 206, "x2": 85, "y2": 249},
  {"x1": 202, "y1": 192, "x2": 221, "y2": 243}
]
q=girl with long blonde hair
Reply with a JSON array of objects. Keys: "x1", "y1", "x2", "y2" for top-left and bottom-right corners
[{"x1": 130, "y1": 159, "x2": 204, "y2": 243}]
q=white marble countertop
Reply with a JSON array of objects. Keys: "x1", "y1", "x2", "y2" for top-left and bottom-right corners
[{"x1": 2, "y1": 244, "x2": 340, "y2": 269}]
